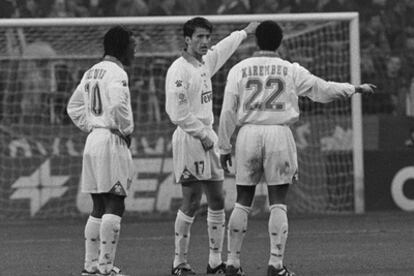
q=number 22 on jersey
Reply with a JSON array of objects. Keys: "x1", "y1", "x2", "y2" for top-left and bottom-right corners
[
  {"x1": 85, "y1": 81, "x2": 103, "y2": 116},
  {"x1": 243, "y1": 76, "x2": 286, "y2": 112}
]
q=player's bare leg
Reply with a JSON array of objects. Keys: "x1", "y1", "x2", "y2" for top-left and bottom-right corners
[
  {"x1": 82, "y1": 194, "x2": 105, "y2": 275},
  {"x1": 172, "y1": 182, "x2": 201, "y2": 275},
  {"x1": 202, "y1": 180, "x2": 226, "y2": 273},
  {"x1": 98, "y1": 193, "x2": 126, "y2": 276},
  {"x1": 267, "y1": 184, "x2": 294, "y2": 276},
  {"x1": 226, "y1": 185, "x2": 255, "y2": 276}
]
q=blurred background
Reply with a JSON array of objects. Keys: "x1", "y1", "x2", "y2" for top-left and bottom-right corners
[{"x1": 1, "y1": 0, "x2": 414, "y2": 221}]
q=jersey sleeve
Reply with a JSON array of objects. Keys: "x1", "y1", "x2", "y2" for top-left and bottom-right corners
[
  {"x1": 67, "y1": 83, "x2": 91, "y2": 133},
  {"x1": 107, "y1": 72, "x2": 134, "y2": 135},
  {"x1": 165, "y1": 64, "x2": 208, "y2": 139},
  {"x1": 218, "y1": 67, "x2": 239, "y2": 154},
  {"x1": 204, "y1": 30, "x2": 247, "y2": 76},
  {"x1": 292, "y1": 63, "x2": 355, "y2": 103}
]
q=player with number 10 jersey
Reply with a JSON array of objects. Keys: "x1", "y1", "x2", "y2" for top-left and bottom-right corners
[{"x1": 68, "y1": 56, "x2": 134, "y2": 195}]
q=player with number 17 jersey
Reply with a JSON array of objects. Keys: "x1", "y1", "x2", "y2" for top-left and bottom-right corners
[{"x1": 67, "y1": 56, "x2": 134, "y2": 195}]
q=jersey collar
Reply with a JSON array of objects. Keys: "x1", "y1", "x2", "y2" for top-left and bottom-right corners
[
  {"x1": 181, "y1": 50, "x2": 205, "y2": 67},
  {"x1": 103, "y1": 55, "x2": 124, "y2": 70},
  {"x1": 252, "y1": 51, "x2": 279, "y2": 58}
]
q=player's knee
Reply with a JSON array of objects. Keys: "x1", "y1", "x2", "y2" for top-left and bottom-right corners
[
  {"x1": 208, "y1": 193, "x2": 225, "y2": 210},
  {"x1": 181, "y1": 199, "x2": 200, "y2": 216}
]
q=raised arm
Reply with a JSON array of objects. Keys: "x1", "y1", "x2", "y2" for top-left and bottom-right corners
[
  {"x1": 67, "y1": 84, "x2": 91, "y2": 133},
  {"x1": 205, "y1": 22, "x2": 259, "y2": 76}
]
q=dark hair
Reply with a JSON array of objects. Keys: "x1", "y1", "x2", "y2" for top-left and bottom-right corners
[
  {"x1": 103, "y1": 25, "x2": 133, "y2": 59},
  {"x1": 183, "y1": 17, "x2": 213, "y2": 38},
  {"x1": 255, "y1": 20, "x2": 283, "y2": 51}
]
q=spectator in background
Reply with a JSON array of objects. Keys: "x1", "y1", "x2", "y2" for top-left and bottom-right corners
[
  {"x1": 16, "y1": 0, "x2": 51, "y2": 18},
  {"x1": 405, "y1": 0, "x2": 414, "y2": 41},
  {"x1": 19, "y1": 41, "x2": 57, "y2": 124},
  {"x1": 174, "y1": 0, "x2": 207, "y2": 15},
  {"x1": 148, "y1": 0, "x2": 176, "y2": 16},
  {"x1": 49, "y1": 0, "x2": 88, "y2": 17},
  {"x1": 216, "y1": 0, "x2": 250, "y2": 14},
  {"x1": 91, "y1": 0, "x2": 116, "y2": 16},
  {"x1": 405, "y1": 76, "x2": 414, "y2": 117},
  {"x1": 252, "y1": 0, "x2": 291, "y2": 14},
  {"x1": 49, "y1": 0, "x2": 69, "y2": 17},
  {"x1": 382, "y1": 0, "x2": 407, "y2": 54},
  {"x1": 404, "y1": 127, "x2": 414, "y2": 147},
  {"x1": 0, "y1": 0, "x2": 16, "y2": 18},
  {"x1": 360, "y1": 15, "x2": 390, "y2": 84},
  {"x1": 66, "y1": 0, "x2": 89, "y2": 17},
  {"x1": 115, "y1": 0, "x2": 148, "y2": 16},
  {"x1": 290, "y1": 0, "x2": 321, "y2": 13},
  {"x1": 321, "y1": 0, "x2": 356, "y2": 12},
  {"x1": 375, "y1": 54, "x2": 408, "y2": 115}
]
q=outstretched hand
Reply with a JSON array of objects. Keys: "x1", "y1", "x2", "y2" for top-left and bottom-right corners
[
  {"x1": 355, "y1": 83, "x2": 376, "y2": 94},
  {"x1": 243, "y1": 21, "x2": 260, "y2": 35},
  {"x1": 220, "y1": 153, "x2": 232, "y2": 174}
]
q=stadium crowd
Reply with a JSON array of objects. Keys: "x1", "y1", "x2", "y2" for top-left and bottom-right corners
[{"x1": 0, "y1": 0, "x2": 413, "y2": 121}]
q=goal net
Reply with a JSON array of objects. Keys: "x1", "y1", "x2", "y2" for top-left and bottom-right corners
[{"x1": 0, "y1": 14, "x2": 362, "y2": 220}]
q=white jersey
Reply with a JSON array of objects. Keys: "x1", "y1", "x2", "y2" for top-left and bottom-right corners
[
  {"x1": 165, "y1": 30, "x2": 247, "y2": 139},
  {"x1": 67, "y1": 57, "x2": 134, "y2": 135},
  {"x1": 218, "y1": 51, "x2": 356, "y2": 154}
]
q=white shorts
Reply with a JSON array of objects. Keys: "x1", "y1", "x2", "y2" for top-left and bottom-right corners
[
  {"x1": 172, "y1": 127, "x2": 224, "y2": 183},
  {"x1": 235, "y1": 124, "x2": 297, "y2": 186},
  {"x1": 81, "y1": 128, "x2": 133, "y2": 196}
]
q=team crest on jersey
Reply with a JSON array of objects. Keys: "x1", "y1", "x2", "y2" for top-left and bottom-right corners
[
  {"x1": 122, "y1": 80, "x2": 128, "y2": 87},
  {"x1": 175, "y1": 80, "x2": 183, "y2": 87},
  {"x1": 178, "y1": 92, "x2": 187, "y2": 105}
]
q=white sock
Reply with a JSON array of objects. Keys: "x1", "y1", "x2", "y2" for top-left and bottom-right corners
[
  {"x1": 207, "y1": 208, "x2": 225, "y2": 268},
  {"x1": 227, "y1": 203, "x2": 251, "y2": 268},
  {"x1": 268, "y1": 204, "x2": 288, "y2": 269},
  {"x1": 173, "y1": 210, "x2": 194, "y2": 268},
  {"x1": 98, "y1": 214, "x2": 121, "y2": 274},
  {"x1": 84, "y1": 216, "x2": 101, "y2": 272}
]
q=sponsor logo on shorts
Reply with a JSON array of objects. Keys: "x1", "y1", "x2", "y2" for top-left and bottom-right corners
[
  {"x1": 109, "y1": 181, "x2": 126, "y2": 196},
  {"x1": 179, "y1": 168, "x2": 197, "y2": 182}
]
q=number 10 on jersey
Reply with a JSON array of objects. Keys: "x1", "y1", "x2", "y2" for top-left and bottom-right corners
[{"x1": 85, "y1": 82, "x2": 103, "y2": 116}]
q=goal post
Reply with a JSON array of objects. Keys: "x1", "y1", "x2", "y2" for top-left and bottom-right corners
[{"x1": 0, "y1": 13, "x2": 364, "y2": 220}]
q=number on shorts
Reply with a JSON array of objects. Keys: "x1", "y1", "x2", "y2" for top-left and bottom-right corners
[
  {"x1": 194, "y1": 161, "x2": 205, "y2": 175},
  {"x1": 243, "y1": 77, "x2": 285, "y2": 111}
]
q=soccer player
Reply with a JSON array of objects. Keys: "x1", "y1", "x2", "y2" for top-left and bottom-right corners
[
  {"x1": 165, "y1": 17, "x2": 259, "y2": 275},
  {"x1": 218, "y1": 21, "x2": 375, "y2": 276},
  {"x1": 67, "y1": 26, "x2": 136, "y2": 276}
]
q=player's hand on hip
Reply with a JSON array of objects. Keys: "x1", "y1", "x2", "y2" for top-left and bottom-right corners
[
  {"x1": 110, "y1": 129, "x2": 132, "y2": 148},
  {"x1": 200, "y1": 135, "x2": 214, "y2": 151},
  {"x1": 220, "y1": 153, "x2": 232, "y2": 174},
  {"x1": 355, "y1": 83, "x2": 376, "y2": 95},
  {"x1": 243, "y1": 21, "x2": 260, "y2": 35}
]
